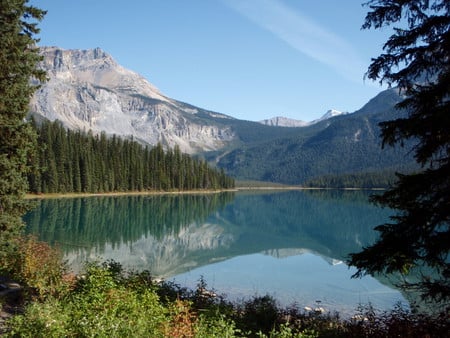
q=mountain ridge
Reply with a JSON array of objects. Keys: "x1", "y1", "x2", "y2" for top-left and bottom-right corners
[
  {"x1": 30, "y1": 46, "x2": 416, "y2": 185},
  {"x1": 214, "y1": 88, "x2": 416, "y2": 185},
  {"x1": 31, "y1": 47, "x2": 236, "y2": 154},
  {"x1": 259, "y1": 109, "x2": 347, "y2": 128}
]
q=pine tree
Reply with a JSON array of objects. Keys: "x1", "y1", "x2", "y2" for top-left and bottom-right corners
[
  {"x1": 27, "y1": 117, "x2": 42, "y2": 193},
  {"x1": 27, "y1": 120, "x2": 235, "y2": 194},
  {"x1": 349, "y1": 0, "x2": 450, "y2": 304},
  {"x1": 0, "y1": 0, "x2": 46, "y2": 269}
]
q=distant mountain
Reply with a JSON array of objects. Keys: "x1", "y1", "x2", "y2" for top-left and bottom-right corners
[
  {"x1": 259, "y1": 110, "x2": 347, "y2": 128},
  {"x1": 30, "y1": 47, "x2": 416, "y2": 186},
  {"x1": 215, "y1": 88, "x2": 417, "y2": 185},
  {"x1": 259, "y1": 116, "x2": 309, "y2": 127},
  {"x1": 311, "y1": 109, "x2": 347, "y2": 123}
]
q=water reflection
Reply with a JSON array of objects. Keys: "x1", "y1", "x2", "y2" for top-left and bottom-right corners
[
  {"x1": 25, "y1": 190, "x2": 390, "y2": 275},
  {"x1": 173, "y1": 253, "x2": 403, "y2": 314},
  {"x1": 24, "y1": 190, "x2": 409, "y2": 312},
  {"x1": 25, "y1": 193, "x2": 233, "y2": 247},
  {"x1": 214, "y1": 190, "x2": 388, "y2": 261}
]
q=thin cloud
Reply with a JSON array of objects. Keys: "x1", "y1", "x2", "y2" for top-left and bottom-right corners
[{"x1": 223, "y1": 0, "x2": 368, "y2": 84}]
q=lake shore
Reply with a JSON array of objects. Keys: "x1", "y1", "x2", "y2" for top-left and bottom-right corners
[
  {"x1": 24, "y1": 189, "x2": 239, "y2": 199},
  {"x1": 24, "y1": 186, "x2": 386, "y2": 199}
]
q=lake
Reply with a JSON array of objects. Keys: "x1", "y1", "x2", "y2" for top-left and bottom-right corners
[{"x1": 24, "y1": 189, "x2": 410, "y2": 315}]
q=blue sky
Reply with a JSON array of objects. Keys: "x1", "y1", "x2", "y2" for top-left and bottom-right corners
[{"x1": 32, "y1": 0, "x2": 392, "y2": 122}]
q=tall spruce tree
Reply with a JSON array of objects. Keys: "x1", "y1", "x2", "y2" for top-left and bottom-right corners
[
  {"x1": 0, "y1": 0, "x2": 46, "y2": 269},
  {"x1": 349, "y1": 0, "x2": 450, "y2": 304}
]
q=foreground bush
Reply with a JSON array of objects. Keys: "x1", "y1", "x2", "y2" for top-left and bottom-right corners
[
  {"x1": 4, "y1": 261, "x2": 449, "y2": 337},
  {"x1": 2, "y1": 235, "x2": 70, "y2": 300},
  {"x1": 4, "y1": 261, "x2": 239, "y2": 337}
]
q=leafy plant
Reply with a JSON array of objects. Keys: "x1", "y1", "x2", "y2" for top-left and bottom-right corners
[
  {"x1": 5, "y1": 261, "x2": 450, "y2": 337},
  {"x1": 7, "y1": 235, "x2": 69, "y2": 300}
]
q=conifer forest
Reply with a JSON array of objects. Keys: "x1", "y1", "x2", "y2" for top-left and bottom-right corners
[{"x1": 27, "y1": 120, "x2": 235, "y2": 194}]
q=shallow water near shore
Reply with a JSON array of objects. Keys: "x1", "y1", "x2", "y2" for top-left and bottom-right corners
[
  {"x1": 24, "y1": 189, "x2": 410, "y2": 314},
  {"x1": 172, "y1": 252, "x2": 405, "y2": 315}
]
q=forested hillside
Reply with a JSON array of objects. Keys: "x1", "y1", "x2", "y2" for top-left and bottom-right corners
[
  {"x1": 216, "y1": 89, "x2": 418, "y2": 187},
  {"x1": 28, "y1": 120, "x2": 234, "y2": 194},
  {"x1": 30, "y1": 46, "x2": 420, "y2": 189}
]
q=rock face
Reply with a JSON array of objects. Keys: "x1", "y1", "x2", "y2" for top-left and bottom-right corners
[
  {"x1": 259, "y1": 109, "x2": 347, "y2": 128},
  {"x1": 31, "y1": 47, "x2": 236, "y2": 154},
  {"x1": 259, "y1": 116, "x2": 309, "y2": 127}
]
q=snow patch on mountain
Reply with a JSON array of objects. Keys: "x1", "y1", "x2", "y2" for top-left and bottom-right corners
[{"x1": 319, "y1": 109, "x2": 346, "y2": 120}]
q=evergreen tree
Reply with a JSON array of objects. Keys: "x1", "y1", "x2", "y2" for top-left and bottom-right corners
[
  {"x1": 28, "y1": 121, "x2": 235, "y2": 194},
  {"x1": 0, "y1": 0, "x2": 46, "y2": 269},
  {"x1": 349, "y1": 0, "x2": 450, "y2": 303},
  {"x1": 27, "y1": 117, "x2": 42, "y2": 194}
]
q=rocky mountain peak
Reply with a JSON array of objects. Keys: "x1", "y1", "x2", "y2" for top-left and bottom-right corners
[
  {"x1": 259, "y1": 116, "x2": 309, "y2": 127},
  {"x1": 322, "y1": 109, "x2": 345, "y2": 119},
  {"x1": 38, "y1": 46, "x2": 167, "y2": 101},
  {"x1": 31, "y1": 47, "x2": 235, "y2": 154},
  {"x1": 259, "y1": 109, "x2": 347, "y2": 128},
  {"x1": 310, "y1": 109, "x2": 347, "y2": 124}
]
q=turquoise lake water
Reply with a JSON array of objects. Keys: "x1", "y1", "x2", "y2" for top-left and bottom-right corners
[{"x1": 24, "y1": 190, "x2": 409, "y2": 314}]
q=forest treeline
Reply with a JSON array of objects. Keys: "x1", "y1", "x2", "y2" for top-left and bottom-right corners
[
  {"x1": 303, "y1": 170, "x2": 403, "y2": 189},
  {"x1": 27, "y1": 120, "x2": 235, "y2": 193}
]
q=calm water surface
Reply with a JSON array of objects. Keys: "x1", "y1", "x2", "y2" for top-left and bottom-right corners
[{"x1": 24, "y1": 190, "x2": 409, "y2": 314}]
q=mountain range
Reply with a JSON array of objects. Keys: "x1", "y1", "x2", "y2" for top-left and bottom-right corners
[
  {"x1": 216, "y1": 88, "x2": 417, "y2": 185},
  {"x1": 30, "y1": 47, "x2": 416, "y2": 185}
]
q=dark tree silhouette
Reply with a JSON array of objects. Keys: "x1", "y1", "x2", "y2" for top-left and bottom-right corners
[
  {"x1": 0, "y1": 0, "x2": 46, "y2": 271},
  {"x1": 349, "y1": 0, "x2": 450, "y2": 304}
]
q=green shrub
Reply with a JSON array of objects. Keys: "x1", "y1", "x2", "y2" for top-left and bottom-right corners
[
  {"x1": 5, "y1": 262, "x2": 167, "y2": 337},
  {"x1": 7, "y1": 235, "x2": 70, "y2": 300},
  {"x1": 258, "y1": 323, "x2": 318, "y2": 338},
  {"x1": 195, "y1": 312, "x2": 240, "y2": 338},
  {"x1": 234, "y1": 295, "x2": 280, "y2": 336},
  {"x1": 5, "y1": 262, "x2": 241, "y2": 337},
  {"x1": 5, "y1": 261, "x2": 449, "y2": 337},
  {"x1": 5, "y1": 299, "x2": 69, "y2": 337}
]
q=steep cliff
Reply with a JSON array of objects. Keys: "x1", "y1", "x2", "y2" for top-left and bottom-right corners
[{"x1": 30, "y1": 47, "x2": 236, "y2": 154}]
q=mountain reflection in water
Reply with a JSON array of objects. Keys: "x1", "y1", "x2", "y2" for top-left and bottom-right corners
[{"x1": 24, "y1": 190, "x2": 408, "y2": 313}]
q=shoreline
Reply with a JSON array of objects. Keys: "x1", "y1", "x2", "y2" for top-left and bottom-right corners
[
  {"x1": 24, "y1": 189, "x2": 238, "y2": 199},
  {"x1": 25, "y1": 186, "x2": 385, "y2": 199}
]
